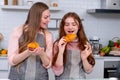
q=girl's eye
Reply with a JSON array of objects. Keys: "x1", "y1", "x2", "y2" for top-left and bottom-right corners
[
  {"x1": 72, "y1": 23, "x2": 77, "y2": 26},
  {"x1": 72, "y1": 22, "x2": 78, "y2": 26},
  {"x1": 44, "y1": 16, "x2": 48, "y2": 19},
  {"x1": 65, "y1": 22, "x2": 77, "y2": 26},
  {"x1": 65, "y1": 23, "x2": 69, "y2": 26},
  {"x1": 44, "y1": 15, "x2": 50, "y2": 19}
]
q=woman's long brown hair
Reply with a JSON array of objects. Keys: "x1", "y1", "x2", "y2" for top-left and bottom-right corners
[
  {"x1": 19, "y1": 2, "x2": 49, "y2": 53},
  {"x1": 52, "y1": 12, "x2": 95, "y2": 66}
]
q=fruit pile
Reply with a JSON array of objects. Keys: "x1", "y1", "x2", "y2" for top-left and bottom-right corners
[
  {"x1": 100, "y1": 46, "x2": 111, "y2": 56},
  {"x1": 99, "y1": 39, "x2": 120, "y2": 56},
  {"x1": 27, "y1": 42, "x2": 39, "y2": 51},
  {"x1": 108, "y1": 39, "x2": 120, "y2": 47},
  {"x1": 0, "y1": 49, "x2": 7, "y2": 57},
  {"x1": 64, "y1": 34, "x2": 77, "y2": 42}
]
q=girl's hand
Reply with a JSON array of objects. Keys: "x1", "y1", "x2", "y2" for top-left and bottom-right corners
[
  {"x1": 58, "y1": 37, "x2": 67, "y2": 54},
  {"x1": 81, "y1": 44, "x2": 92, "y2": 60}
]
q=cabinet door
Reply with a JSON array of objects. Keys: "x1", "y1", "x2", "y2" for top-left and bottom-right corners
[
  {"x1": 0, "y1": 58, "x2": 9, "y2": 79},
  {"x1": 86, "y1": 58, "x2": 104, "y2": 79}
]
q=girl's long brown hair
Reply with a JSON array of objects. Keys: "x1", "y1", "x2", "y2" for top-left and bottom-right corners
[
  {"x1": 52, "y1": 12, "x2": 95, "y2": 66},
  {"x1": 19, "y1": 2, "x2": 49, "y2": 53}
]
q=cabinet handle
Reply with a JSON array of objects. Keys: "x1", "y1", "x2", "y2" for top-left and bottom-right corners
[{"x1": 107, "y1": 70, "x2": 117, "y2": 72}]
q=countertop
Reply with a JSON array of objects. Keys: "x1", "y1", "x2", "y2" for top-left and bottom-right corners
[
  {"x1": 0, "y1": 56, "x2": 120, "y2": 61},
  {"x1": 94, "y1": 55, "x2": 120, "y2": 61},
  {"x1": 0, "y1": 56, "x2": 8, "y2": 59}
]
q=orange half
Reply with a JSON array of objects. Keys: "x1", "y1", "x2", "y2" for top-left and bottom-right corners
[
  {"x1": 27, "y1": 42, "x2": 39, "y2": 51},
  {"x1": 64, "y1": 34, "x2": 77, "y2": 42}
]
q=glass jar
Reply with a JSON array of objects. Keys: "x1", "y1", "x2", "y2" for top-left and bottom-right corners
[
  {"x1": 50, "y1": 0, "x2": 59, "y2": 7},
  {"x1": 4, "y1": 0, "x2": 8, "y2": 5},
  {"x1": 13, "y1": 0, "x2": 18, "y2": 5},
  {"x1": 90, "y1": 39, "x2": 100, "y2": 55}
]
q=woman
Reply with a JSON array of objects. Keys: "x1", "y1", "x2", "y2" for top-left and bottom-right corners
[
  {"x1": 8, "y1": 2, "x2": 53, "y2": 80},
  {"x1": 52, "y1": 12, "x2": 95, "y2": 80}
]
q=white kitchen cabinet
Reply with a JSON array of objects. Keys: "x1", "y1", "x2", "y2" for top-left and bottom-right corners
[
  {"x1": 86, "y1": 56, "x2": 120, "y2": 79},
  {"x1": 0, "y1": 57, "x2": 9, "y2": 79},
  {"x1": 86, "y1": 57, "x2": 104, "y2": 79}
]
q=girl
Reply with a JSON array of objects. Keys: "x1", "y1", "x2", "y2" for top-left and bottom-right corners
[{"x1": 52, "y1": 12, "x2": 95, "y2": 80}]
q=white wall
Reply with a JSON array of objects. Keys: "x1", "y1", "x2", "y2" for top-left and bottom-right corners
[{"x1": 1, "y1": 0, "x2": 120, "y2": 49}]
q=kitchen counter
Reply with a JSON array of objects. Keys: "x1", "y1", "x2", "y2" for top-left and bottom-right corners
[
  {"x1": 0, "y1": 56, "x2": 120, "y2": 79},
  {"x1": 94, "y1": 55, "x2": 120, "y2": 61},
  {"x1": 0, "y1": 56, "x2": 8, "y2": 58},
  {"x1": 0, "y1": 57, "x2": 9, "y2": 79}
]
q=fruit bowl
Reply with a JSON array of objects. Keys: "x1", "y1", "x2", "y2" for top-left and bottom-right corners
[{"x1": 0, "y1": 49, "x2": 7, "y2": 57}]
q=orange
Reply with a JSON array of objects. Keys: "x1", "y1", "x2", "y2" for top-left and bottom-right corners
[
  {"x1": 1, "y1": 49, "x2": 7, "y2": 54},
  {"x1": 27, "y1": 42, "x2": 39, "y2": 51},
  {"x1": 64, "y1": 34, "x2": 77, "y2": 42},
  {"x1": 99, "y1": 52, "x2": 105, "y2": 56}
]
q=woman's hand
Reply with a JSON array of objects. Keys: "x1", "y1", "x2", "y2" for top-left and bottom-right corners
[
  {"x1": 58, "y1": 37, "x2": 67, "y2": 54},
  {"x1": 28, "y1": 47, "x2": 45, "y2": 56},
  {"x1": 81, "y1": 44, "x2": 92, "y2": 60}
]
